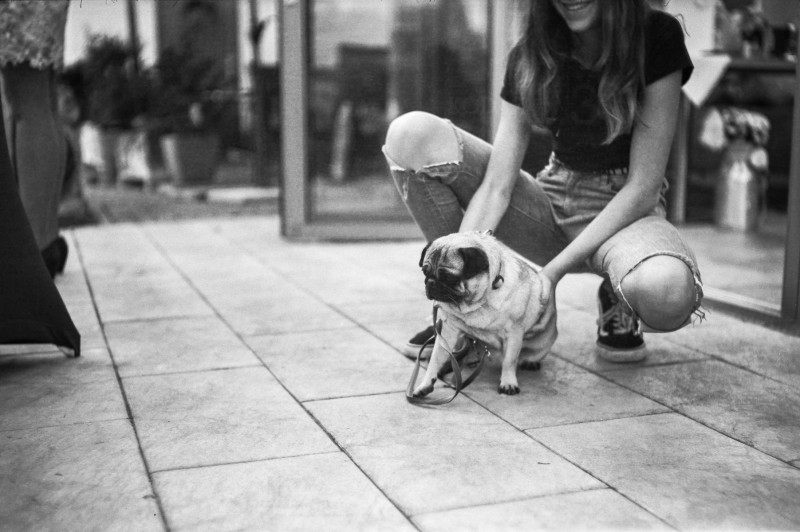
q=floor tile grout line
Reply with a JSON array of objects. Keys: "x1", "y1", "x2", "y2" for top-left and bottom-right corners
[
  {"x1": 703, "y1": 352, "x2": 800, "y2": 389},
  {"x1": 150, "y1": 449, "x2": 343, "y2": 475},
  {"x1": 100, "y1": 313, "x2": 219, "y2": 326},
  {"x1": 142, "y1": 223, "x2": 422, "y2": 532},
  {"x1": 555, "y1": 355, "x2": 711, "y2": 373},
  {"x1": 300, "y1": 388, "x2": 412, "y2": 404},
  {"x1": 466, "y1": 407, "x2": 676, "y2": 433},
  {"x1": 0, "y1": 416, "x2": 132, "y2": 434},
  {"x1": 73, "y1": 229, "x2": 173, "y2": 532},
  {"x1": 120, "y1": 364, "x2": 265, "y2": 380},
  {"x1": 409, "y1": 486, "x2": 611, "y2": 519}
]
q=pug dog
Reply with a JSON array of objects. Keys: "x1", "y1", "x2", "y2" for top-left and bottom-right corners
[{"x1": 413, "y1": 231, "x2": 557, "y2": 396}]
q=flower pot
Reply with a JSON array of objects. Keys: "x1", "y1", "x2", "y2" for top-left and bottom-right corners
[
  {"x1": 160, "y1": 133, "x2": 220, "y2": 186},
  {"x1": 80, "y1": 124, "x2": 123, "y2": 186},
  {"x1": 714, "y1": 139, "x2": 768, "y2": 232}
]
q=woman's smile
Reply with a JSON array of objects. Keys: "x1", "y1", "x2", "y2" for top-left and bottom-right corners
[
  {"x1": 553, "y1": 0, "x2": 600, "y2": 32},
  {"x1": 560, "y1": 0, "x2": 593, "y2": 12}
]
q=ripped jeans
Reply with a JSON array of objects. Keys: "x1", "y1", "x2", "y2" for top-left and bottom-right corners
[{"x1": 383, "y1": 118, "x2": 704, "y2": 331}]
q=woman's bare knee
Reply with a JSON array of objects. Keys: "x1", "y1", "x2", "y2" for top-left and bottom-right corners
[
  {"x1": 621, "y1": 255, "x2": 696, "y2": 330},
  {"x1": 384, "y1": 111, "x2": 460, "y2": 171}
]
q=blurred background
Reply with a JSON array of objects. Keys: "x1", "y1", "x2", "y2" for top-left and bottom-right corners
[{"x1": 59, "y1": 0, "x2": 799, "y2": 326}]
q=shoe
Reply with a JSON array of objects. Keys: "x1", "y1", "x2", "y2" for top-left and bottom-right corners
[
  {"x1": 596, "y1": 278, "x2": 646, "y2": 362},
  {"x1": 402, "y1": 325, "x2": 436, "y2": 360},
  {"x1": 41, "y1": 236, "x2": 68, "y2": 278}
]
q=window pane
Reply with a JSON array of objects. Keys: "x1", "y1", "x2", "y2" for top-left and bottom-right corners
[{"x1": 308, "y1": 0, "x2": 490, "y2": 222}]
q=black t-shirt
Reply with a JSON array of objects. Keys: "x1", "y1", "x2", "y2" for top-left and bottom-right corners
[{"x1": 501, "y1": 9, "x2": 693, "y2": 172}]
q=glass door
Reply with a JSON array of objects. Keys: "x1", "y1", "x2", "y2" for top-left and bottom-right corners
[
  {"x1": 662, "y1": 1, "x2": 800, "y2": 330},
  {"x1": 279, "y1": 0, "x2": 492, "y2": 239}
]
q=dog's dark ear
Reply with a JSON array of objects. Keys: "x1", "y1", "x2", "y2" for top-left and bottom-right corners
[
  {"x1": 419, "y1": 242, "x2": 432, "y2": 268},
  {"x1": 459, "y1": 247, "x2": 490, "y2": 279}
]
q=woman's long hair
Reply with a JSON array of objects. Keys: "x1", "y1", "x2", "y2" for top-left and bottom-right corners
[{"x1": 515, "y1": 0, "x2": 649, "y2": 144}]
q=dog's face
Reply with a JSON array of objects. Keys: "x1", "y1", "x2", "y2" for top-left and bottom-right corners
[{"x1": 419, "y1": 233, "x2": 499, "y2": 306}]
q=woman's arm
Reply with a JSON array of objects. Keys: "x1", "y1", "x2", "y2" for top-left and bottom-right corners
[
  {"x1": 540, "y1": 70, "x2": 683, "y2": 283},
  {"x1": 459, "y1": 100, "x2": 532, "y2": 232}
]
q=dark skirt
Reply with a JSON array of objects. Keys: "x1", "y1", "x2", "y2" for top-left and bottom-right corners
[{"x1": 0, "y1": 101, "x2": 80, "y2": 355}]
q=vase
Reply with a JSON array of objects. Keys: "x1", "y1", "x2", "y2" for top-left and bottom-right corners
[{"x1": 714, "y1": 139, "x2": 768, "y2": 232}]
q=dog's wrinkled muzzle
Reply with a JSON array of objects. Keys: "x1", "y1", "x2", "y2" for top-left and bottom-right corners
[{"x1": 425, "y1": 278, "x2": 460, "y2": 303}]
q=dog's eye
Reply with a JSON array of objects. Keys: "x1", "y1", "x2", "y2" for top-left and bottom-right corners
[
  {"x1": 421, "y1": 264, "x2": 431, "y2": 276},
  {"x1": 437, "y1": 271, "x2": 461, "y2": 286}
]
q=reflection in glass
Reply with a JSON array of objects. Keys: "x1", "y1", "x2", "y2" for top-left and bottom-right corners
[
  {"x1": 308, "y1": 0, "x2": 489, "y2": 222},
  {"x1": 679, "y1": 71, "x2": 793, "y2": 309}
]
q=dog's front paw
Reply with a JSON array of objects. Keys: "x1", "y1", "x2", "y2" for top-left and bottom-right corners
[
  {"x1": 413, "y1": 379, "x2": 436, "y2": 398},
  {"x1": 498, "y1": 382, "x2": 520, "y2": 395}
]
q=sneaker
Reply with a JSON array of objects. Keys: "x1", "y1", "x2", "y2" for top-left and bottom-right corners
[
  {"x1": 596, "y1": 278, "x2": 647, "y2": 362},
  {"x1": 402, "y1": 325, "x2": 436, "y2": 360}
]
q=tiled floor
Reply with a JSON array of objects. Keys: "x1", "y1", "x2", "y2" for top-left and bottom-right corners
[{"x1": 1, "y1": 215, "x2": 799, "y2": 531}]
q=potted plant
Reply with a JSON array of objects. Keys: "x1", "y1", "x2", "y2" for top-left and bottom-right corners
[
  {"x1": 148, "y1": 46, "x2": 224, "y2": 186},
  {"x1": 80, "y1": 35, "x2": 149, "y2": 186}
]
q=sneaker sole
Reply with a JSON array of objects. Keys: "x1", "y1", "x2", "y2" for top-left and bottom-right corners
[
  {"x1": 402, "y1": 340, "x2": 474, "y2": 361},
  {"x1": 595, "y1": 341, "x2": 648, "y2": 363},
  {"x1": 402, "y1": 343, "x2": 432, "y2": 361}
]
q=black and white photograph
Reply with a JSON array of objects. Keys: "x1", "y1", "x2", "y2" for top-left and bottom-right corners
[{"x1": 1, "y1": 0, "x2": 799, "y2": 530}]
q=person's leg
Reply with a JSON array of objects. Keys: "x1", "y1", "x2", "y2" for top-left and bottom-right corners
[
  {"x1": 383, "y1": 111, "x2": 568, "y2": 266},
  {"x1": 594, "y1": 215, "x2": 704, "y2": 336},
  {"x1": 0, "y1": 64, "x2": 67, "y2": 250}
]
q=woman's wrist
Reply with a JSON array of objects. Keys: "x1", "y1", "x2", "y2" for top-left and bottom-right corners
[{"x1": 540, "y1": 263, "x2": 565, "y2": 284}]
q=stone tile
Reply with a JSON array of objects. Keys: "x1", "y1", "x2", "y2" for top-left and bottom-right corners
[
  {"x1": 0, "y1": 349, "x2": 126, "y2": 431},
  {"x1": 75, "y1": 224, "x2": 175, "y2": 279},
  {"x1": 306, "y1": 393, "x2": 602, "y2": 515},
  {"x1": 361, "y1": 320, "x2": 429, "y2": 358},
  {"x1": 414, "y1": 489, "x2": 670, "y2": 531},
  {"x1": 155, "y1": 453, "x2": 414, "y2": 532},
  {"x1": 0, "y1": 420, "x2": 161, "y2": 531},
  {"x1": 336, "y1": 297, "x2": 432, "y2": 328},
  {"x1": 106, "y1": 317, "x2": 258, "y2": 377},
  {"x1": 666, "y1": 312, "x2": 800, "y2": 388},
  {"x1": 90, "y1": 273, "x2": 213, "y2": 323},
  {"x1": 54, "y1": 266, "x2": 93, "y2": 305},
  {"x1": 281, "y1": 265, "x2": 417, "y2": 306},
  {"x1": 124, "y1": 367, "x2": 336, "y2": 471},
  {"x1": 529, "y1": 413, "x2": 800, "y2": 530},
  {"x1": 604, "y1": 360, "x2": 800, "y2": 463},
  {"x1": 246, "y1": 327, "x2": 412, "y2": 401},
  {"x1": 144, "y1": 224, "x2": 271, "y2": 284},
  {"x1": 210, "y1": 289, "x2": 355, "y2": 337},
  {"x1": 551, "y1": 307, "x2": 708, "y2": 372},
  {"x1": 464, "y1": 357, "x2": 670, "y2": 430},
  {"x1": 322, "y1": 240, "x2": 425, "y2": 284}
]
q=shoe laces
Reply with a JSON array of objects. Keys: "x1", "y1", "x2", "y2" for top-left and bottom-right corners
[{"x1": 598, "y1": 299, "x2": 640, "y2": 336}]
